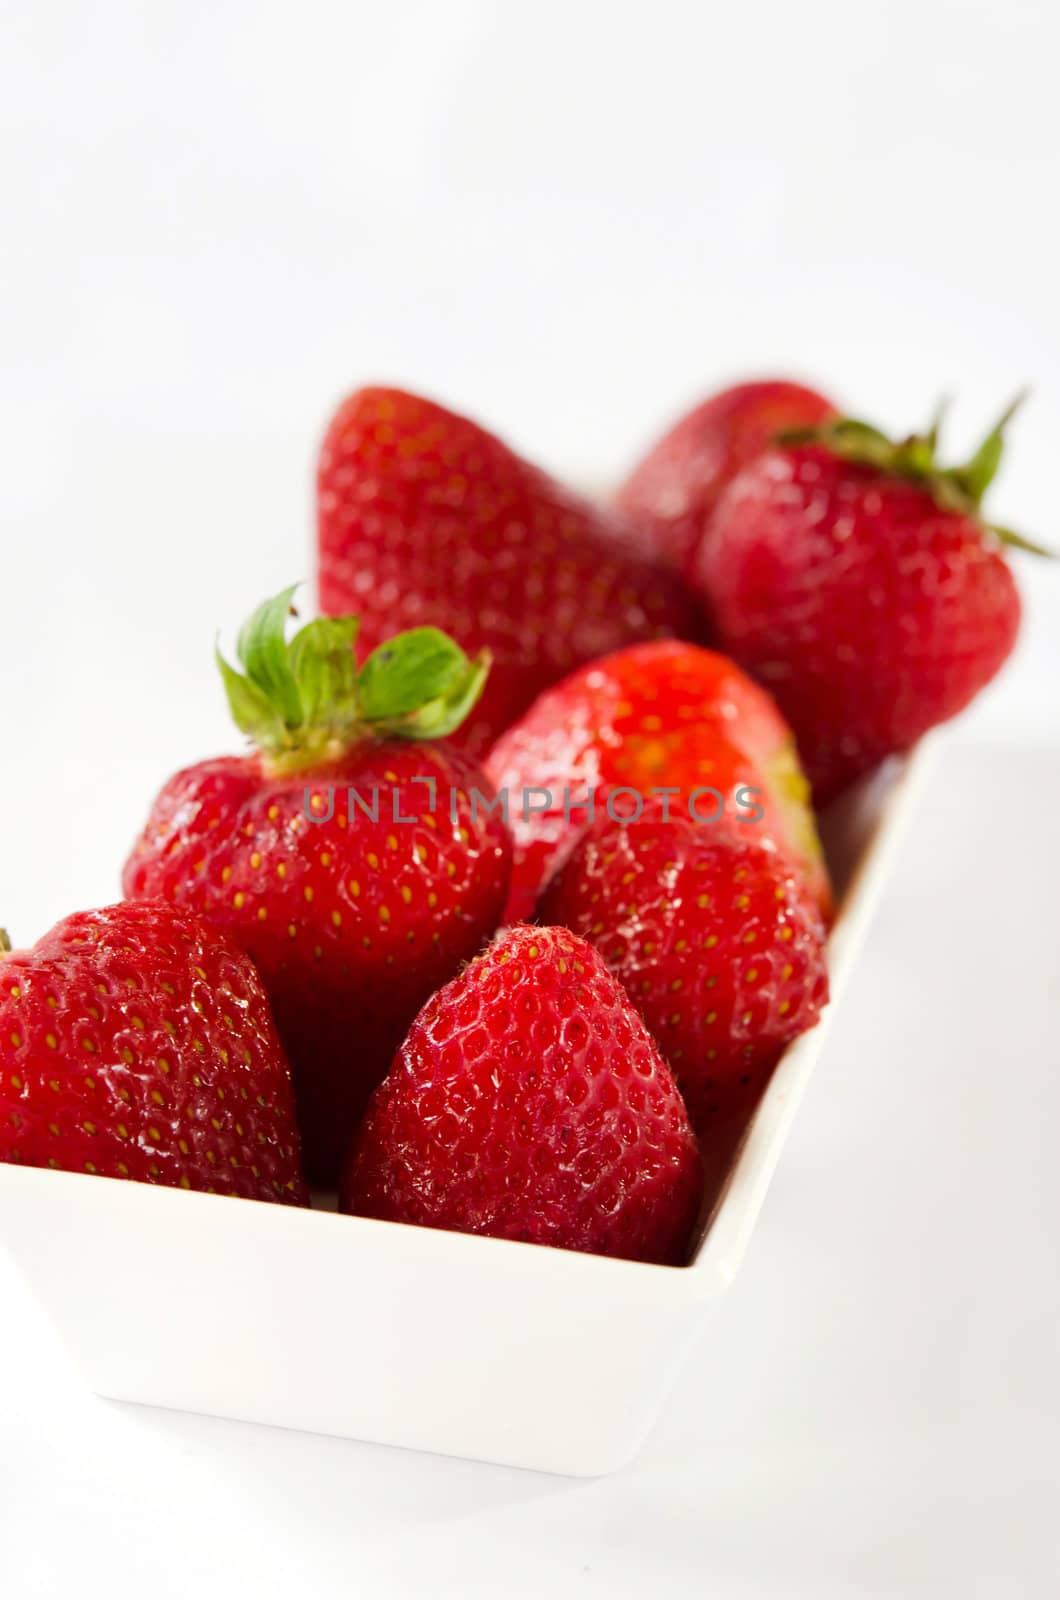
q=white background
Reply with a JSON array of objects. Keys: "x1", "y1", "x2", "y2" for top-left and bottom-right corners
[{"x1": 1, "y1": 1, "x2": 1058, "y2": 1593}]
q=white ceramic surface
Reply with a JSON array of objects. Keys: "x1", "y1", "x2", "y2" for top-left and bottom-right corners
[{"x1": 0, "y1": 747, "x2": 928, "y2": 1476}]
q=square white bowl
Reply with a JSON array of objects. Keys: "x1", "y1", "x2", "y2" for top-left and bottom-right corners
[{"x1": 0, "y1": 746, "x2": 928, "y2": 1476}]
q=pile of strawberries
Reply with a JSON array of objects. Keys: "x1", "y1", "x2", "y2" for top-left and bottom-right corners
[{"x1": 0, "y1": 379, "x2": 1039, "y2": 1265}]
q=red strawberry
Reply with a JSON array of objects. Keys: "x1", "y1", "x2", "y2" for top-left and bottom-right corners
[
  {"x1": 0, "y1": 902, "x2": 306, "y2": 1203},
  {"x1": 618, "y1": 379, "x2": 837, "y2": 576},
  {"x1": 538, "y1": 808, "x2": 829, "y2": 1138},
  {"x1": 123, "y1": 589, "x2": 511, "y2": 1184},
  {"x1": 693, "y1": 406, "x2": 1042, "y2": 803},
  {"x1": 316, "y1": 386, "x2": 701, "y2": 755},
  {"x1": 340, "y1": 924, "x2": 703, "y2": 1264},
  {"x1": 485, "y1": 639, "x2": 831, "y2": 924}
]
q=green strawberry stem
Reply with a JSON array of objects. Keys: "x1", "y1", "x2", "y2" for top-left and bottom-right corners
[
  {"x1": 777, "y1": 394, "x2": 1051, "y2": 558},
  {"x1": 217, "y1": 585, "x2": 490, "y2": 774},
  {"x1": 0, "y1": 930, "x2": 10, "y2": 955},
  {"x1": 983, "y1": 524, "x2": 1052, "y2": 556}
]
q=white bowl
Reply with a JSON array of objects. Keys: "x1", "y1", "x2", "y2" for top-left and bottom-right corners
[{"x1": 0, "y1": 747, "x2": 928, "y2": 1476}]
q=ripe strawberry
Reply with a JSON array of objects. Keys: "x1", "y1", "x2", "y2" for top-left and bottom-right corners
[
  {"x1": 538, "y1": 808, "x2": 829, "y2": 1138},
  {"x1": 618, "y1": 379, "x2": 837, "y2": 576},
  {"x1": 316, "y1": 386, "x2": 701, "y2": 755},
  {"x1": 123, "y1": 589, "x2": 511, "y2": 1184},
  {"x1": 339, "y1": 924, "x2": 703, "y2": 1264},
  {"x1": 694, "y1": 406, "x2": 1043, "y2": 803},
  {"x1": 0, "y1": 902, "x2": 306, "y2": 1203},
  {"x1": 485, "y1": 639, "x2": 831, "y2": 924}
]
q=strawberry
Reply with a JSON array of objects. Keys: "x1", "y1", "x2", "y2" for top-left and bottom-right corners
[
  {"x1": 618, "y1": 379, "x2": 837, "y2": 576},
  {"x1": 339, "y1": 924, "x2": 703, "y2": 1264},
  {"x1": 485, "y1": 639, "x2": 831, "y2": 924},
  {"x1": 694, "y1": 405, "x2": 1044, "y2": 803},
  {"x1": 538, "y1": 807, "x2": 829, "y2": 1138},
  {"x1": 0, "y1": 902, "x2": 306, "y2": 1203},
  {"x1": 123, "y1": 589, "x2": 511, "y2": 1184},
  {"x1": 316, "y1": 386, "x2": 701, "y2": 755}
]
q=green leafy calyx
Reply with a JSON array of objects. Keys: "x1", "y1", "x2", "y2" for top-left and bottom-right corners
[
  {"x1": 778, "y1": 394, "x2": 1050, "y2": 557},
  {"x1": 217, "y1": 586, "x2": 490, "y2": 772}
]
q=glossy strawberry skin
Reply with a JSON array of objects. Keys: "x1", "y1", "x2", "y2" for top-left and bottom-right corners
[
  {"x1": 618, "y1": 380, "x2": 836, "y2": 576},
  {"x1": 485, "y1": 640, "x2": 831, "y2": 924},
  {"x1": 694, "y1": 444, "x2": 1022, "y2": 803},
  {"x1": 123, "y1": 740, "x2": 511, "y2": 1184},
  {"x1": 538, "y1": 813, "x2": 829, "y2": 1137},
  {"x1": 0, "y1": 902, "x2": 306, "y2": 1203},
  {"x1": 317, "y1": 387, "x2": 701, "y2": 755},
  {"x1": 340, "y1": 924, "x2": 703, "y2": 1265}
]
